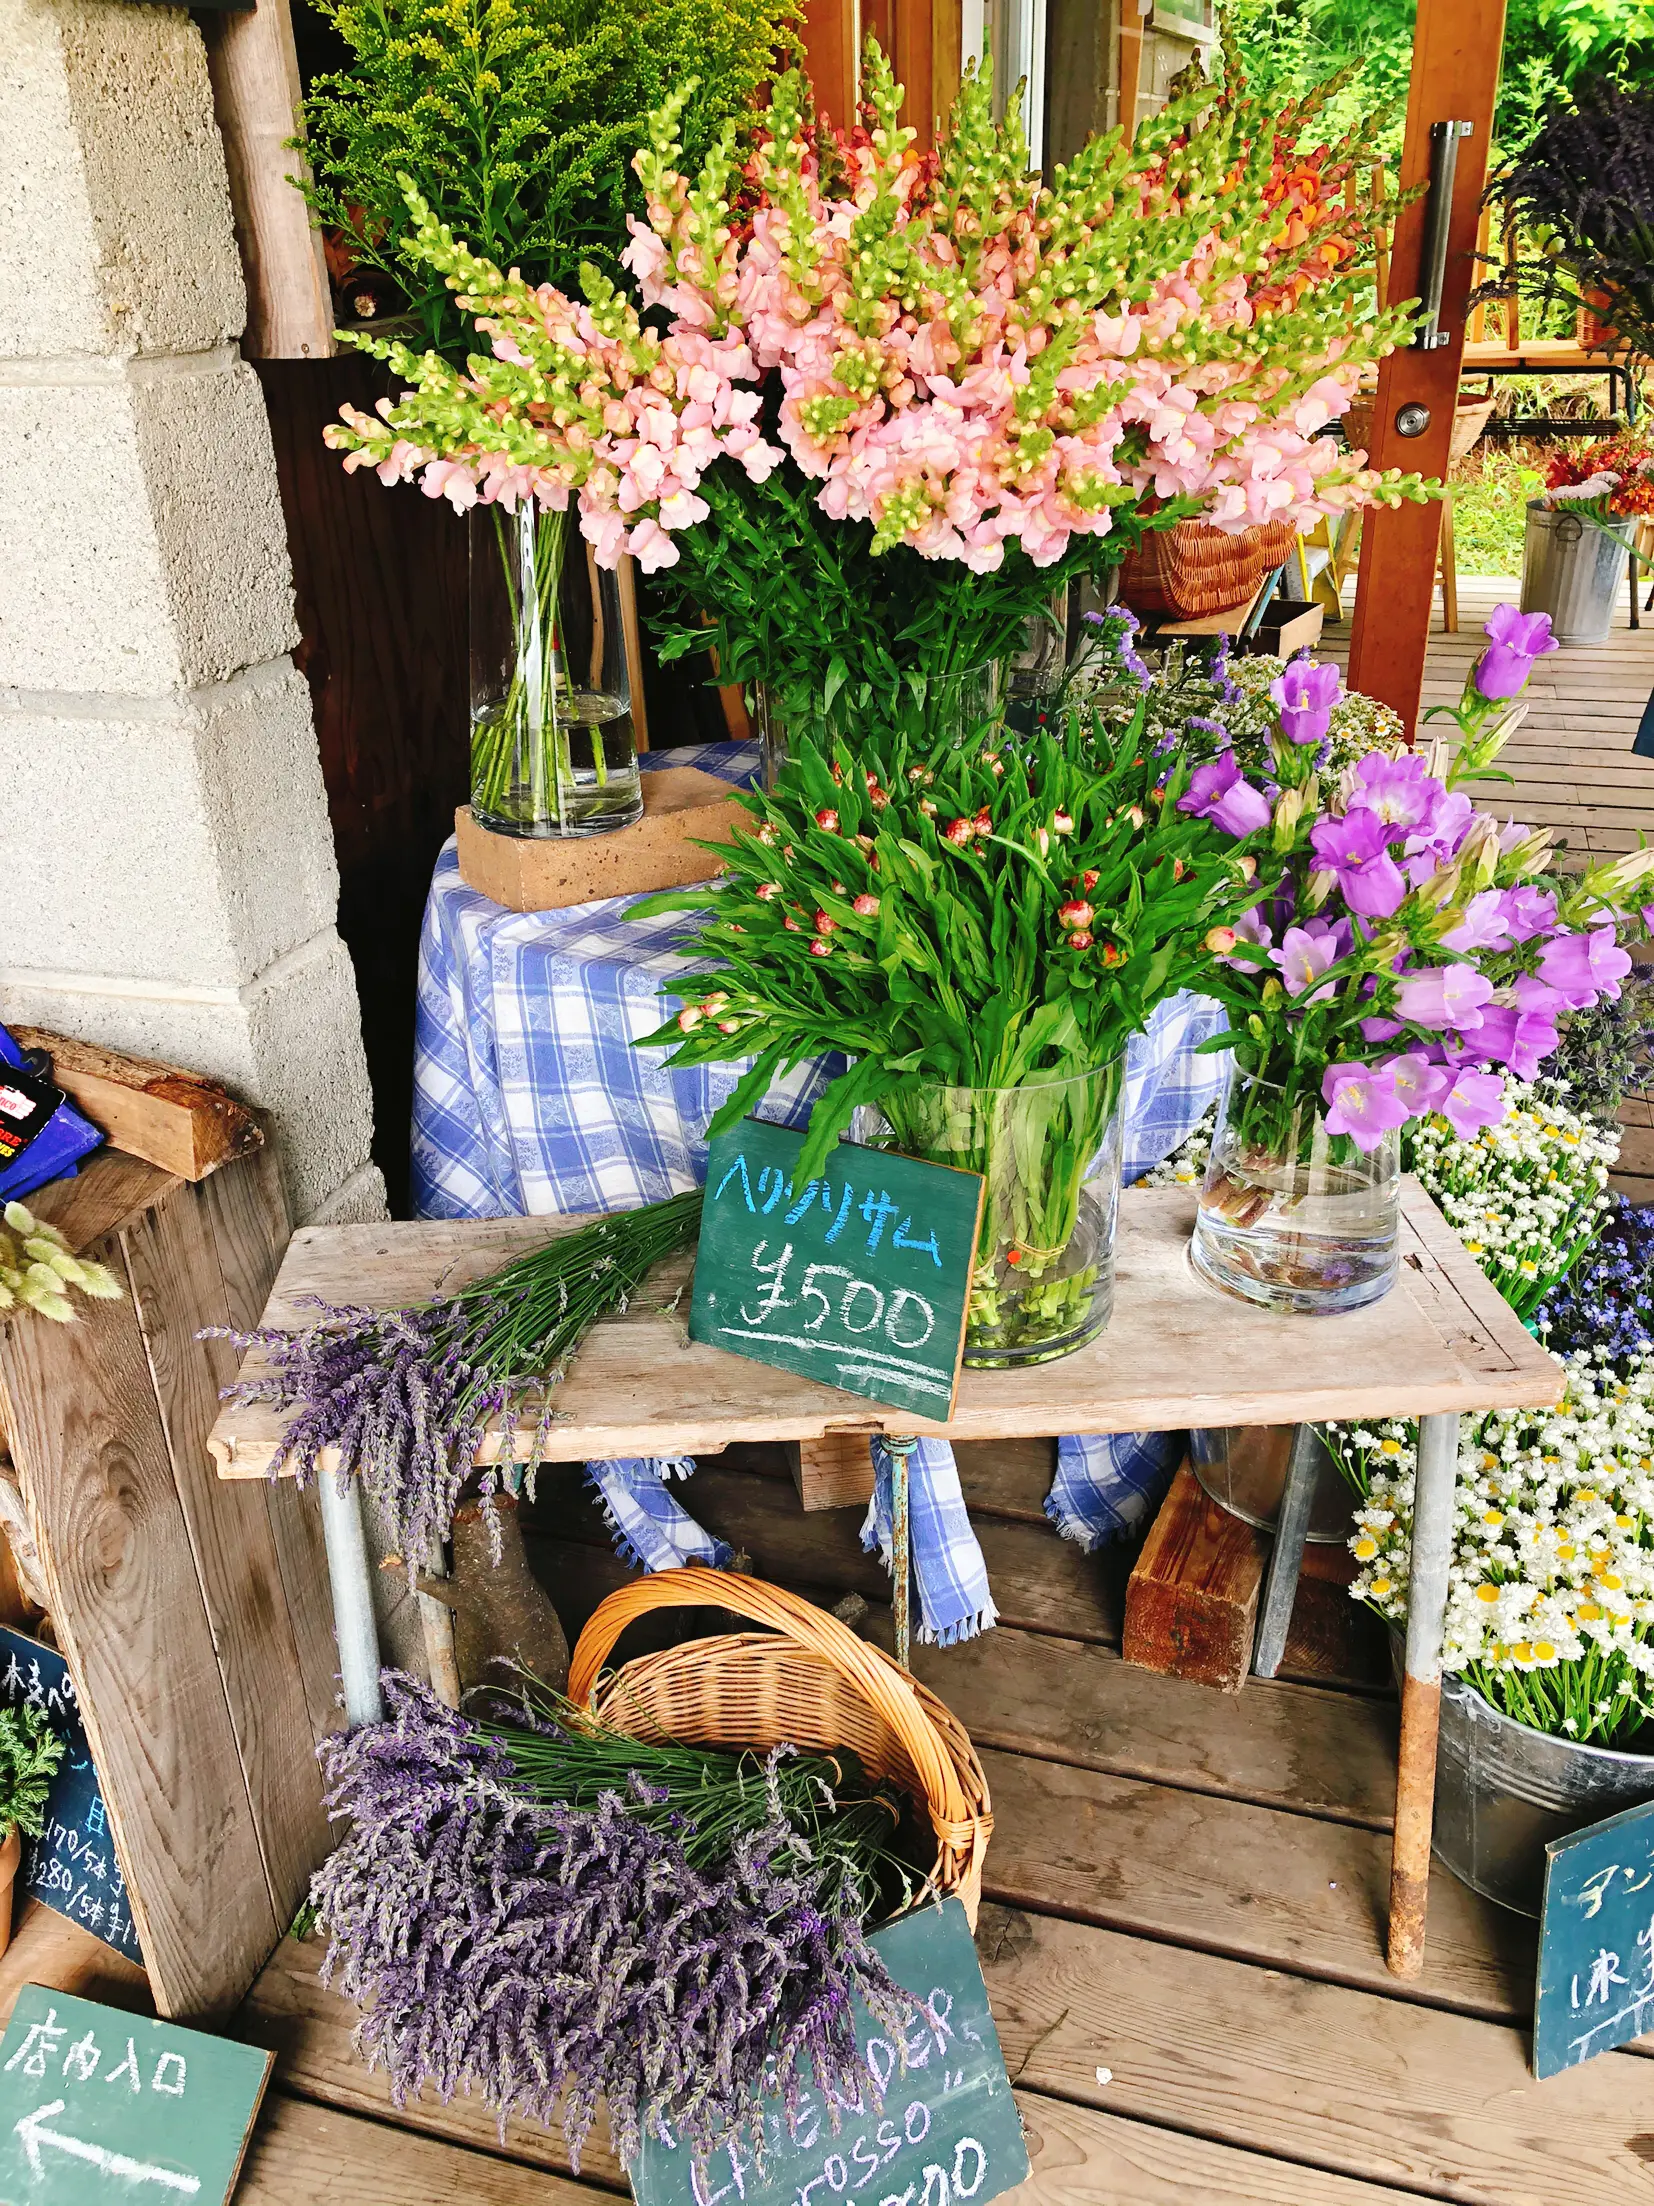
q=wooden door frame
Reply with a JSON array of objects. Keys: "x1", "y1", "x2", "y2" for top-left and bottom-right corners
[{"x1": 1347, "y1": 0, "x2": 1510, "y2": 732}]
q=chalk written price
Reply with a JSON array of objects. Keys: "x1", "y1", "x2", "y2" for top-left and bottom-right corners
[{"x1": 691, "y1": 1121, "x2": 984, "y2": 1420}]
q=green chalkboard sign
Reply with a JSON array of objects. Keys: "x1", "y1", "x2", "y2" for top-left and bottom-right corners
[
  {"x1": 1534, "y1": 1798, "x2": 1654, "y2": 2076},
  {"x1": 0, "y1": 1985, "x2": 272, "y2": 2203},
  {"x1": 631, "y1": 1898, "x2": 1029, "y2": 2206},
  {"x1": 691, "y1": 1121, "x2": 984, "y2": 1421}
]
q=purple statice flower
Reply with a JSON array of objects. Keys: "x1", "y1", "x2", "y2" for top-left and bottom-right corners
[
  {"x1": 1081, "y1": 606, "x2": 1150, "y2": 688},
  {"x1": 1394, "y1": 964, "x2": 1495, "y2": 1031},
  {"x1": 1537, "y1": 926, "x2": 1634, "y2": 1008},
  {"x1": 1536, "y1": 1198, "x2": 1654, "y2": 1371},
  {"x1": 1346, "y1": 752, "x2": 1443, "y2": 837},
  {"x1": 311, "y1": 1676, "x2": 927, "y2": 2173},
  {"x1": 1207, "y1": 633, "x2": 1241, "y2": 706},
  {"x1": 1475, "y1": 604, "x2": 1558, "y2": 701},
  {"x1": 1186, "y1": 714, "x2": 1230, "y2": 744},
  {"x1": 1270, "y1": 660, "x2": 1343, "y2": 746},
  {"x1": 1275, "y1": 924, "x2": 1340, "y2": 1001},
  {"x1": 1310, "y1": 811, "x2": 1407, "y2": 919},
  {"x1": 1321, "y1": 1061, "x2": 1412, "y2": 1150},
  {"x1": 1178, "y1": 749, "x2": 1271, "y2": 837}
]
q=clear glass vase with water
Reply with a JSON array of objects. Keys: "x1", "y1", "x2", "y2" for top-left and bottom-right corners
[
  {"x1": 1191, "y1": 1068, "x2": 1400, "y2": 1315},
  {"x1": 470, "y1": 505, "x2": 641, "y2": 838}
]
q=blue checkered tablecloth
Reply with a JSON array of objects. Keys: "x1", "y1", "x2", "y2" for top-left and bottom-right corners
[{"x1": 412, "y1": 741, "x2": 1228, "y2": 1642}]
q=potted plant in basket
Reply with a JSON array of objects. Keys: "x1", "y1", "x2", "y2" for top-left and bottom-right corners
[
  {"x1": 1157, "y1": 606, "x2": 1654, "y2": 1313},
  {"x1": 0, "y1": 1701, "x2": 65, "y2": 1956},
  {"x1": 631, "y1": 701, "x2": 1263, "y2": 1366},
  {"x1": 324, "y1": 44, "x2": 1438, "y2": 790}
]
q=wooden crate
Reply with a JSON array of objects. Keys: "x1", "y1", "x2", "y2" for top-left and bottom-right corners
[{"x1": 0, "y1": 1148, "x2": 336, "y2": 2023}]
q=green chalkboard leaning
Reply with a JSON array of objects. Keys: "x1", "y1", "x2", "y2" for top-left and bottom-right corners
[
  {"x1": 692, "y1": 1120, "x2": 985, "y2": 1421},
  {"x1": 0, "y1": 1984, "x2": 272, "y2": 2202},
  {"x1": 1533, "y1": 1797, "x2": 1654, "y2": 2076},
  {"x1": 631, "y1": 1897, "x2": 1029, "y2": 2206}
]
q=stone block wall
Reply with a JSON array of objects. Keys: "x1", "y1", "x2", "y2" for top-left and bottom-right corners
[{"x1": 0, "y1": 0, "x2": 383, "y2": 1224}]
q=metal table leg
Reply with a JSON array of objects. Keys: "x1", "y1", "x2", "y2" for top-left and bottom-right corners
[
  {"x1": 1388, "y1": 1409, "x2": 1460, "y2": 1977},
  {"x1": 317, "y1": 1472, "x2": 384, "y2": 1727},
  {"x1": 885, "y1": 1435, "x2": 915, "y2": 1670},
  {"x1": 1252, "y1": 1423, "x2": 1324, "y2": 1679}
]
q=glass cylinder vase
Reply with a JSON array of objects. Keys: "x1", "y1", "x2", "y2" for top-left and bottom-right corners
[
  {"x1": 470, "y1": 505, "x2": 641, "y2": 838},
  {"x1": 1191, "y1": 1070, "x2": 1400, "y2": 1315},
  {"x1": 853, "y1": 1059, "x2": 1125, "y2": 1368},
  {"x1": 754, "y1": 660, "x2": 1003, "y2": 790}
]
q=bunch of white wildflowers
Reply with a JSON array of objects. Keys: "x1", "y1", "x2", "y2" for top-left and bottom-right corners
[
  {"x1": 0, "y1": 1201, "x2": 123, "y2": 1323},
  {"x1": 1404, "y1": 1082, "x2": 1618, "y2": 1321},
  {"x1": 1136, "y1": 1105, "x2": 1217, "y2": 1188},
  {"x1": 1329, "y1": 1350, "x2": 1654, "y2": 1747}
]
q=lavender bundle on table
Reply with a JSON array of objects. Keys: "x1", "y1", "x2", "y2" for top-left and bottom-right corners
[
  {"x1": 210, "y1": 1189, "x2": 703, "y2": 1564},
  {"x1": 312, "y1": 1674, "x2": 927, "y2": 2169}
]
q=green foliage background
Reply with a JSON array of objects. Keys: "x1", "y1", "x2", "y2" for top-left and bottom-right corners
[
  {"x1": 300, "y1": 0, "x2": 801, "y2": 358},
  {"x1": 1221, "y1": 0, "x2": 1654, "y2": 160}
]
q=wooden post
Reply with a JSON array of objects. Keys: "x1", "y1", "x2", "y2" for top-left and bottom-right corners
[
  {"x1": 202, "y1": 0, "x2": 334, "y2": 359},
  {"x1": 802, "y1": 0, "x2": 860, "y2": 127},
  {"x1": 1346, "y1": 0, "x2": 1508, "y2": 735},
  {"x1": 1117, "y1": 1, "x2": 1145, "y2": 137},
  {"x1": 1388, "y1": 1411, "x2": 1461, "y2": 1976}
]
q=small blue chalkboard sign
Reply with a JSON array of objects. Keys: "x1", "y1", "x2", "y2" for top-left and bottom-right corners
[
  {"x1": 631, "y1": 1899, "x2": 1029, "y2": 2206},
  {"x1": 1534, "y1": 1797, "x2": 1654, "y2": 2076},
  {"x1": 0, "y1": 1628, "x2": 142, "y2": 1967}
]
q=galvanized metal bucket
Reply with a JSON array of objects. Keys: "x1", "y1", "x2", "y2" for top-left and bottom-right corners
[
  {"x1": 1520, "y1": 502, "x2": 1634, "y2": 646},
  {"x1": 1413, "y1": 1658, "x2": 1654, "y2": 1916}
]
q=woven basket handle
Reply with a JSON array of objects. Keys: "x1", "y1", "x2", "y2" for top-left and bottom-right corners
[{"x1": 567, "y1": 1566, "x2": 967, "y2": 1818}]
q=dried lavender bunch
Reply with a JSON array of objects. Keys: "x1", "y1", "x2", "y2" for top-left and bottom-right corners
[
  {"x1": 211, "y1": 1190, "x2": 701, "y2": 1564},
  {"x1": 312, "y1": 1674, "x2": 925, "y2": 2170},
  {"x1": 1536, "y1": 1197, "x2": 1654, "y2": 1373}
]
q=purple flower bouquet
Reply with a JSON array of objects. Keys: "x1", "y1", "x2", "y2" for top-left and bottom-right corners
[{"x1": 1182, "y1": 607, "x2": 1653, "y2": 1312}]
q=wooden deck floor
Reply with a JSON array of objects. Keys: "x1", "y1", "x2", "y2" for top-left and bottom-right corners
[{"x1": 210, "y1": 1440, "x2": 1654, "y2": 2206}]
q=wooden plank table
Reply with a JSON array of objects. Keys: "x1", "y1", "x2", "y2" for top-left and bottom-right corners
[{"x1": 207, "y1": 1179, "x2": 1561, "y2": 1980}]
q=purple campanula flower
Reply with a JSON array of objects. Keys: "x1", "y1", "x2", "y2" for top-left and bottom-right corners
[
  {"x1": 1347, "y1": 752, "x2": 1444, "y2": 837},
  {"x1": 1275, "y1": 924, "x2": 1341, "y2": 1001},
  {"x1": 1439, "y1": 1068, "x2": 1508, "y2": 1138},
  {"x1": 1271, "y1": 659, "x2": 1343, "y2": 745},
  {"x1": 1537, "y1": 926, "x2": 1634, "y2": 1008},
  {"x1": 1513, "y1": 971, "x2": 1570, "y2": 1016},
  {"x1": 1179, "y1": 748, "x2": 1272, "y2": 837},
  {"x1": 1387, "y1": 1053, "x2": 1452, "y2": 1115},
  {"x1": 1310, "y1": 810, "x2": 1408, "y2": 918},
  {"x1": 1321, "y1": 1061, "x2": 1412, "y2": 1151},
  {"x1": 1361, "y1": 1014, "x2": 1405, "y2": 1045},
  {"x1": 1462, "y1": 1004, "x2": 1559, "y2": 1081},
  {"x1": 1438, "y1": 888, "x2": 1515, "y2": 955},
  {"x1": 1395, "y1": 963, "x2": 1495, "y2": 1030},
  {"x1": 1475, "y1": 604, "x2": 1558, "y2": 701},
  {"x1": 1501, "y1": 885, "x2": 1558, "y2": 944},
  {"x1": 1402, "y1": 790, "x2": 1476, "y2": 880}
]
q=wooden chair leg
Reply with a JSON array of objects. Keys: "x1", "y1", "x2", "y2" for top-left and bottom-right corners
[
  {"x1": 1388, "y1": 1410, "x2": 1460, "y2": 1977},
  {"x1": 1439, "y1": 496, "x2": 1458, "y2": 635},
  {"x1": 1329, "y1": 513, "x2": 1362, "y2": 618}
]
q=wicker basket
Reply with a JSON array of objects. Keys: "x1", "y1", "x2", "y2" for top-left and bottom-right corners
[
  {"x1": 1343, "y1": 384, "x2": 1496, "y2": 466},
  {"x1": 1117, "y1": 517, "x2": 1298, "y2": 621},
  {"x1": 567, "y1": 1568, "x2": 994, "y2": 1926}
]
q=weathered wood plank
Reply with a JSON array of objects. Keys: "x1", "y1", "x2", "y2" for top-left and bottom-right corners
[
  {"x1": 26, "y1": 1149, "x2": 181, "y2": 1257},
  {"x1": 0, "y1": 1222, "x2": 281, "y2": 2020},
  {"x1": 0, "y1": 1897, "x2": 151, "y2": 2026},
  {"x1": 123, "y1": 1180, "x2": 330, "y2": 1930},
  {"x1": 210, "y1": 1187, "x2": 1562, "y2": 1479},
  {"x1": 238, "y1": 2091, "x2": 612, "y2": 2206},
  {"x1": 982, "y1": 1902, "x2": 1654, "y2": 2206},
  {"x1": 1123, "y1": 1464, "x2": 1262, "y2": 1692}
]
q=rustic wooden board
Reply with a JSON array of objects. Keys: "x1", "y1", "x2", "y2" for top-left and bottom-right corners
[
  {"x1": 209, "y1": 1185, "x2": 1562, "y2": 1479},
  {"x1": 237, "y1": 2091, "x2": 603, "y2": 2206},
  {"x1": 27, "y1": 1150, "x2": 181, "y2": 1256},
  {"x1": 124, "y1": 1180, "x2": 330, "y2": 1930},
  {"x1": 977, "y1": 1743, "x2": 1534, "y2": 2022},
  {"x1": 0, "y1": 1175, "x2": 286, "y2": 2021},
  {"x1": 0, "y1": 1899, "x2": 151, "y2": 2028}
]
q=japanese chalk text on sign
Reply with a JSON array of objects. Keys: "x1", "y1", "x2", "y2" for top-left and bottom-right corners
[
  {"x1": 1535, "y1": 1798, "x2": 1654, "y2": 2075},
  {"x1": 690, "y1": 1121, "x2": 984, "y2": 1420}
]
